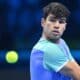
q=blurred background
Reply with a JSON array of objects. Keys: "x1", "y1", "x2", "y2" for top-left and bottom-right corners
[{"x1": 0, "y1": 0, "x2": 80, "y2": 80}]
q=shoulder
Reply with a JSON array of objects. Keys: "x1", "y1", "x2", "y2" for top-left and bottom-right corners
[
  {"x1": 60, "y1": 38, "x2": 68, "y2": 47},
  {"x1": 60, "y1": 38, "x2": 66, "y2": 44}
]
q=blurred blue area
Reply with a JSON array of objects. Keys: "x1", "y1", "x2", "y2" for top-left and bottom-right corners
[
  {"x1": 18, "y1": 10, "x2": 34, "y2": 31},
  {"x1": 7, "y1": 11, "x2": 16, "y2": 31},
  {"x1": 0, "y1": 50, "x2": 6, "y2": 63},
  {"x1": 25, "y1": 0, "x2": 40, "y2": 7},
  {"x1": 7, "y1": 0, "x2": 21, "y2": 9},
  {"x1": 71, "y1": 50, "x2": 80, "y2": 64},
  {"x1": 0, "y1": 0, "x2": 5, "y2": 5},
  {"x1": 73, "y1": 10, "x2": 80, "y2": 25},
  {"x1": 35, "y1": 10, "x2": 43, "y2": 24}
]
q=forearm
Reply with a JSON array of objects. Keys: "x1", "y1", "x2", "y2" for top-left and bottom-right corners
[
  {"x1": 71, "y1": 69, "x2": 80, "y2": 80},
  {"x1": 69, "y1": 64, "x2": 80, "y2": 80},
  {"x1": 60, "y1": 61, "x2": 80, "y2": 80},
  {"x1": 60, "y1": 67, "x2": 80, "y2": 80}
]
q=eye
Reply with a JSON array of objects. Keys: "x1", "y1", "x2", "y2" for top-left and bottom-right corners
[
  {"x1": 59, "y1": 20, "x2": 66, "y2": 24},
  {"x1": 49, "y1": 18, "x2": 57, "y2": 22}
]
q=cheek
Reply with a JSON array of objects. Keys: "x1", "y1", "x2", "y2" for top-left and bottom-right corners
[
  {"x1": 46, "y1": 23, "x2": 51, "y2": 27},
  {"x1": 62, "y1": 27, "x2": 65, "y2": 31},
  {"x1": 44, "y1": 24, "x2": 51, "y2": 32},
  {"x1": 60, "y1": 25, "x2": 66, "y2": 31},
  {"x1": 46, "y1": 23, "x2": 53, "y2": 30},
  {"x1": 59, "y1": 27, "x2": 66, "y2": 34}
]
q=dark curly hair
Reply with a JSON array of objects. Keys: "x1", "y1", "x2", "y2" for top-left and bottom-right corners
[{"x1": 43, "y1": 2, "x2": 70, "y2": 19}]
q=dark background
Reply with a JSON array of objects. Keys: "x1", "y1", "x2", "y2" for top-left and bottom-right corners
[{"x1": 0, "y1": 0, "x2": 80, "y2": 80}]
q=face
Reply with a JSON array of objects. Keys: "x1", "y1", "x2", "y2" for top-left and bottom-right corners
[{"x1": 41, "y1": 14, "x2": 67, "y2": 41}]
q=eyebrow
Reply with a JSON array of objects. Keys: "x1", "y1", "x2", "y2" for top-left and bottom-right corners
[
  {"x1": 49, "y1": 16, "x2": 67, "y2": 20},
  {"x1": 49, "y1": 16, "x2": 56, "y2": 19}
]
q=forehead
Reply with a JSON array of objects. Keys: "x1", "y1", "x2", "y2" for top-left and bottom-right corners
[{"x1": 47, "y1": 14, "x2": 67, "y2": 20}]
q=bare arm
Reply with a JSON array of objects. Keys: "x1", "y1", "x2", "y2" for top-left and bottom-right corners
[{"x1": 60, "y1": 61, "x2": 80, "y2": 80}]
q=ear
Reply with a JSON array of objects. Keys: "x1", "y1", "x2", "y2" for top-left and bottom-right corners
[{"x1": 41, "y1": 18, "x2": 45, "y2": 28}]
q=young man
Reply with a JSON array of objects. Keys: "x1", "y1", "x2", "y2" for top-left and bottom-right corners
[{"x1": 30, "y1": 2, "x2": 80, "y2": 80}]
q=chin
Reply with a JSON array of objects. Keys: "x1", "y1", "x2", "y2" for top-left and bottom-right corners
[
  {"x1": 52, "y1": 35, "x2": 61, "y2": 40},
  {"x1": 48, "y1": 36, "x2": 60, "y2": 42}
]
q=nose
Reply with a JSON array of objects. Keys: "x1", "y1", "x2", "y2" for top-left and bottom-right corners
[{"x1": 54, "y1": 21, "x2": 60, "y2": 29}]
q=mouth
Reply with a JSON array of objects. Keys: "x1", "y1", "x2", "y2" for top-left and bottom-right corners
[
  {"x1": 52, "y1": 30, "x2": 60, "y2": 35},
  {"x1": 52, "y1": 30, "x2": 59, "y2": 34}
]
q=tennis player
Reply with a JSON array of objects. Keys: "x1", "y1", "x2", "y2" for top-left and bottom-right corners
[{"x1": 30, "y1": 2, "x2": 80, "y2": 80}]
